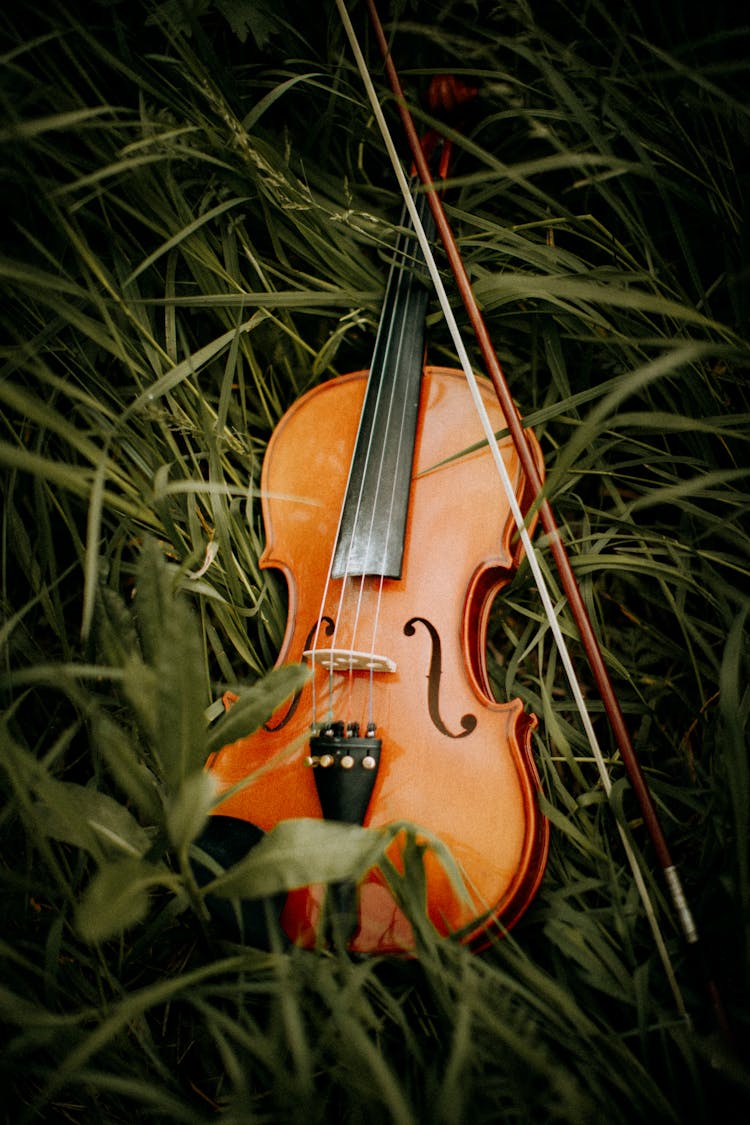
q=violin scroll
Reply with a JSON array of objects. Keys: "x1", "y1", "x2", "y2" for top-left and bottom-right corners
[{"x1": 426, "y1": 74, "x2": 478, "y2": 119}]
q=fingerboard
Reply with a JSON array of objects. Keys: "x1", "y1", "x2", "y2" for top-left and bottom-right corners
[{"x1": 332, "y1": 188, "x2": 435, "y2": 579}]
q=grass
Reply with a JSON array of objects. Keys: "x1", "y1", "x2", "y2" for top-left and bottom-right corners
[{"x1": 1, "y1": 0, "x2": 749, "y2": 1121}]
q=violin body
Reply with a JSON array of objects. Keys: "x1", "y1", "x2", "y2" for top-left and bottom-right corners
[{"x1": 206, "y1": 364, "x2": 548, "y2": 952}]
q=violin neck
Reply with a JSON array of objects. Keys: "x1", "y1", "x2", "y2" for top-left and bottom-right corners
[{"x1": 332, "y1": 185, "x2": 435, "y2": 579}]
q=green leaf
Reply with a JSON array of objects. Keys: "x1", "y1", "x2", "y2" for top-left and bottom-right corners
[
  {"x1": 34, "y1": 779, "x2": 152, "y2": 862},
  {"x1": 95, "y1": 584, "x2": 142, "y2": 670},
  {"x1": 0, "y1": 106, "x2": 115, "y2": 143},
  {"x1": 119, "y1": 659, "x2": 160, "y2": 746},
  {"x1": 76, "y1": 858, "x2": 168, "y2": 943},
  {"x1": 165, "y1": 770, "x2": 218, "y2": 852},
  {"x1": 128, "y1": 324, "x2": 257, "y2": 416},
  {"x1": 204, "y1": 663, "x2": 310, "y2": 757},
  {"x1": 152, "y1": 616, "x2": 206, "y2": 786},
  {"x1": 90, "y1": 713, "x2": 162, "y2": 824},
  {"x1": 215, "y1": 0, "x2": 283, "y2": 47},
  {"x1": 133, "y1": 540, "x2": 207, "y2": 786},
  {"x1": 200, "y1": 818, "x2": 389, "y2": 900},
  {"x1": 131, "y1": 538, "x2": 177, "y2": 668}
]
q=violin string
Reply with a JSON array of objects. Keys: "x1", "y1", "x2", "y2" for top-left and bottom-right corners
[
  {"x1": 347, "y1": 230, "x2": 415, "y2": 678},
  {"x1": 310, "y1": 213, "x2": 412, "y2": 727},
  {"x1": 335, "y1": 0, "x2": 688, "y2": 1020},
  {"x1": 311, "y1": 252, "x2": 401, "y2": 691},
  {"x1": 351, "y1": 222, "x2": 429, "y2": 727},
  {"x1": 361, "y1": 224, "x2": 430, "y2": 688},
  {"x1": 360, "y1": 190, "x2": 441, "y2": 721},
  {"x1": 363, "y1": 351, "x2": 412, "y2": 722}
]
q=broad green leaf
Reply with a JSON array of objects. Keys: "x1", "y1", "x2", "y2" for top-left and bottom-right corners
[
  {"x1": 33, "y1": 779, "x2": 152, "y2": 862},
  {"x1": 90, "y1": 713, "x2": 162, "y2": 824},
  {"x1": 152, "y1": 615, "x2": 206, "y2": 785},
  {"x1": 215, "y1": 0, "x2": 283, "y2": 48},
  {"x1": 204, "y1": 663, "x2": 311, "y2": 757},
  {"x1": 76, "y1": 858, "x2": 168, "y2": 943},
  {"x1": 119, "y1": 659, "x2": 160, "y2": 747},
  {"x1": 201, "y1": 818, "x2": 389, "y2": 900},
  {"x1": 165, "y1": 769, "x2": 219, "y2": 851},
  {"x1": 95, "y1": 585, "x2": 142, "y2": 670},
  {"x1": 133, "y1": 540, "x2": 206, "y2": 785}
]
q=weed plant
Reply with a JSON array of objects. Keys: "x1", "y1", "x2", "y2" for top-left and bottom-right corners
[{"x1": 1, "y1": 1, "x2": 749, "y2": 1121}]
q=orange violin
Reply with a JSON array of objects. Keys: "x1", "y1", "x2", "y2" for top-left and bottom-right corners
[{"x1": 203, "y1": 95, "x2": 548, "y2": 954}]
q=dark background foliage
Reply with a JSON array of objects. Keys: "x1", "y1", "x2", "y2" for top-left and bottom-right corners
[{"x1": 1, "y1": 1, "x2": 749, "y2": 1121}]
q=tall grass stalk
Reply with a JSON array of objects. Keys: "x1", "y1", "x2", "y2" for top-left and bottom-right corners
[{"x1": 1, "y1": 2, "x2": 749, "y2": 1121}]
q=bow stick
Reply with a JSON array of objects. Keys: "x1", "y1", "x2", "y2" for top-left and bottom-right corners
[{"x1": 335, "y1": 0, "x2": 732, "y2": 1042}]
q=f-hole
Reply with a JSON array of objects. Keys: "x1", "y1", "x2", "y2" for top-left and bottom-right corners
[{"x1": 404, "y1": 616, "x2": 477, "y2": 738}]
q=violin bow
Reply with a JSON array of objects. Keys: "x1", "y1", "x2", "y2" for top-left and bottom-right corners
[{"x1": 335, "y1": 0, "x2": 732, "y2": 1042}]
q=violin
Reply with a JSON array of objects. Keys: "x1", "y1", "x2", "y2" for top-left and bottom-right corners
[{"x1": 202, "y1": 81, "x2": 549, "y2": 953}]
